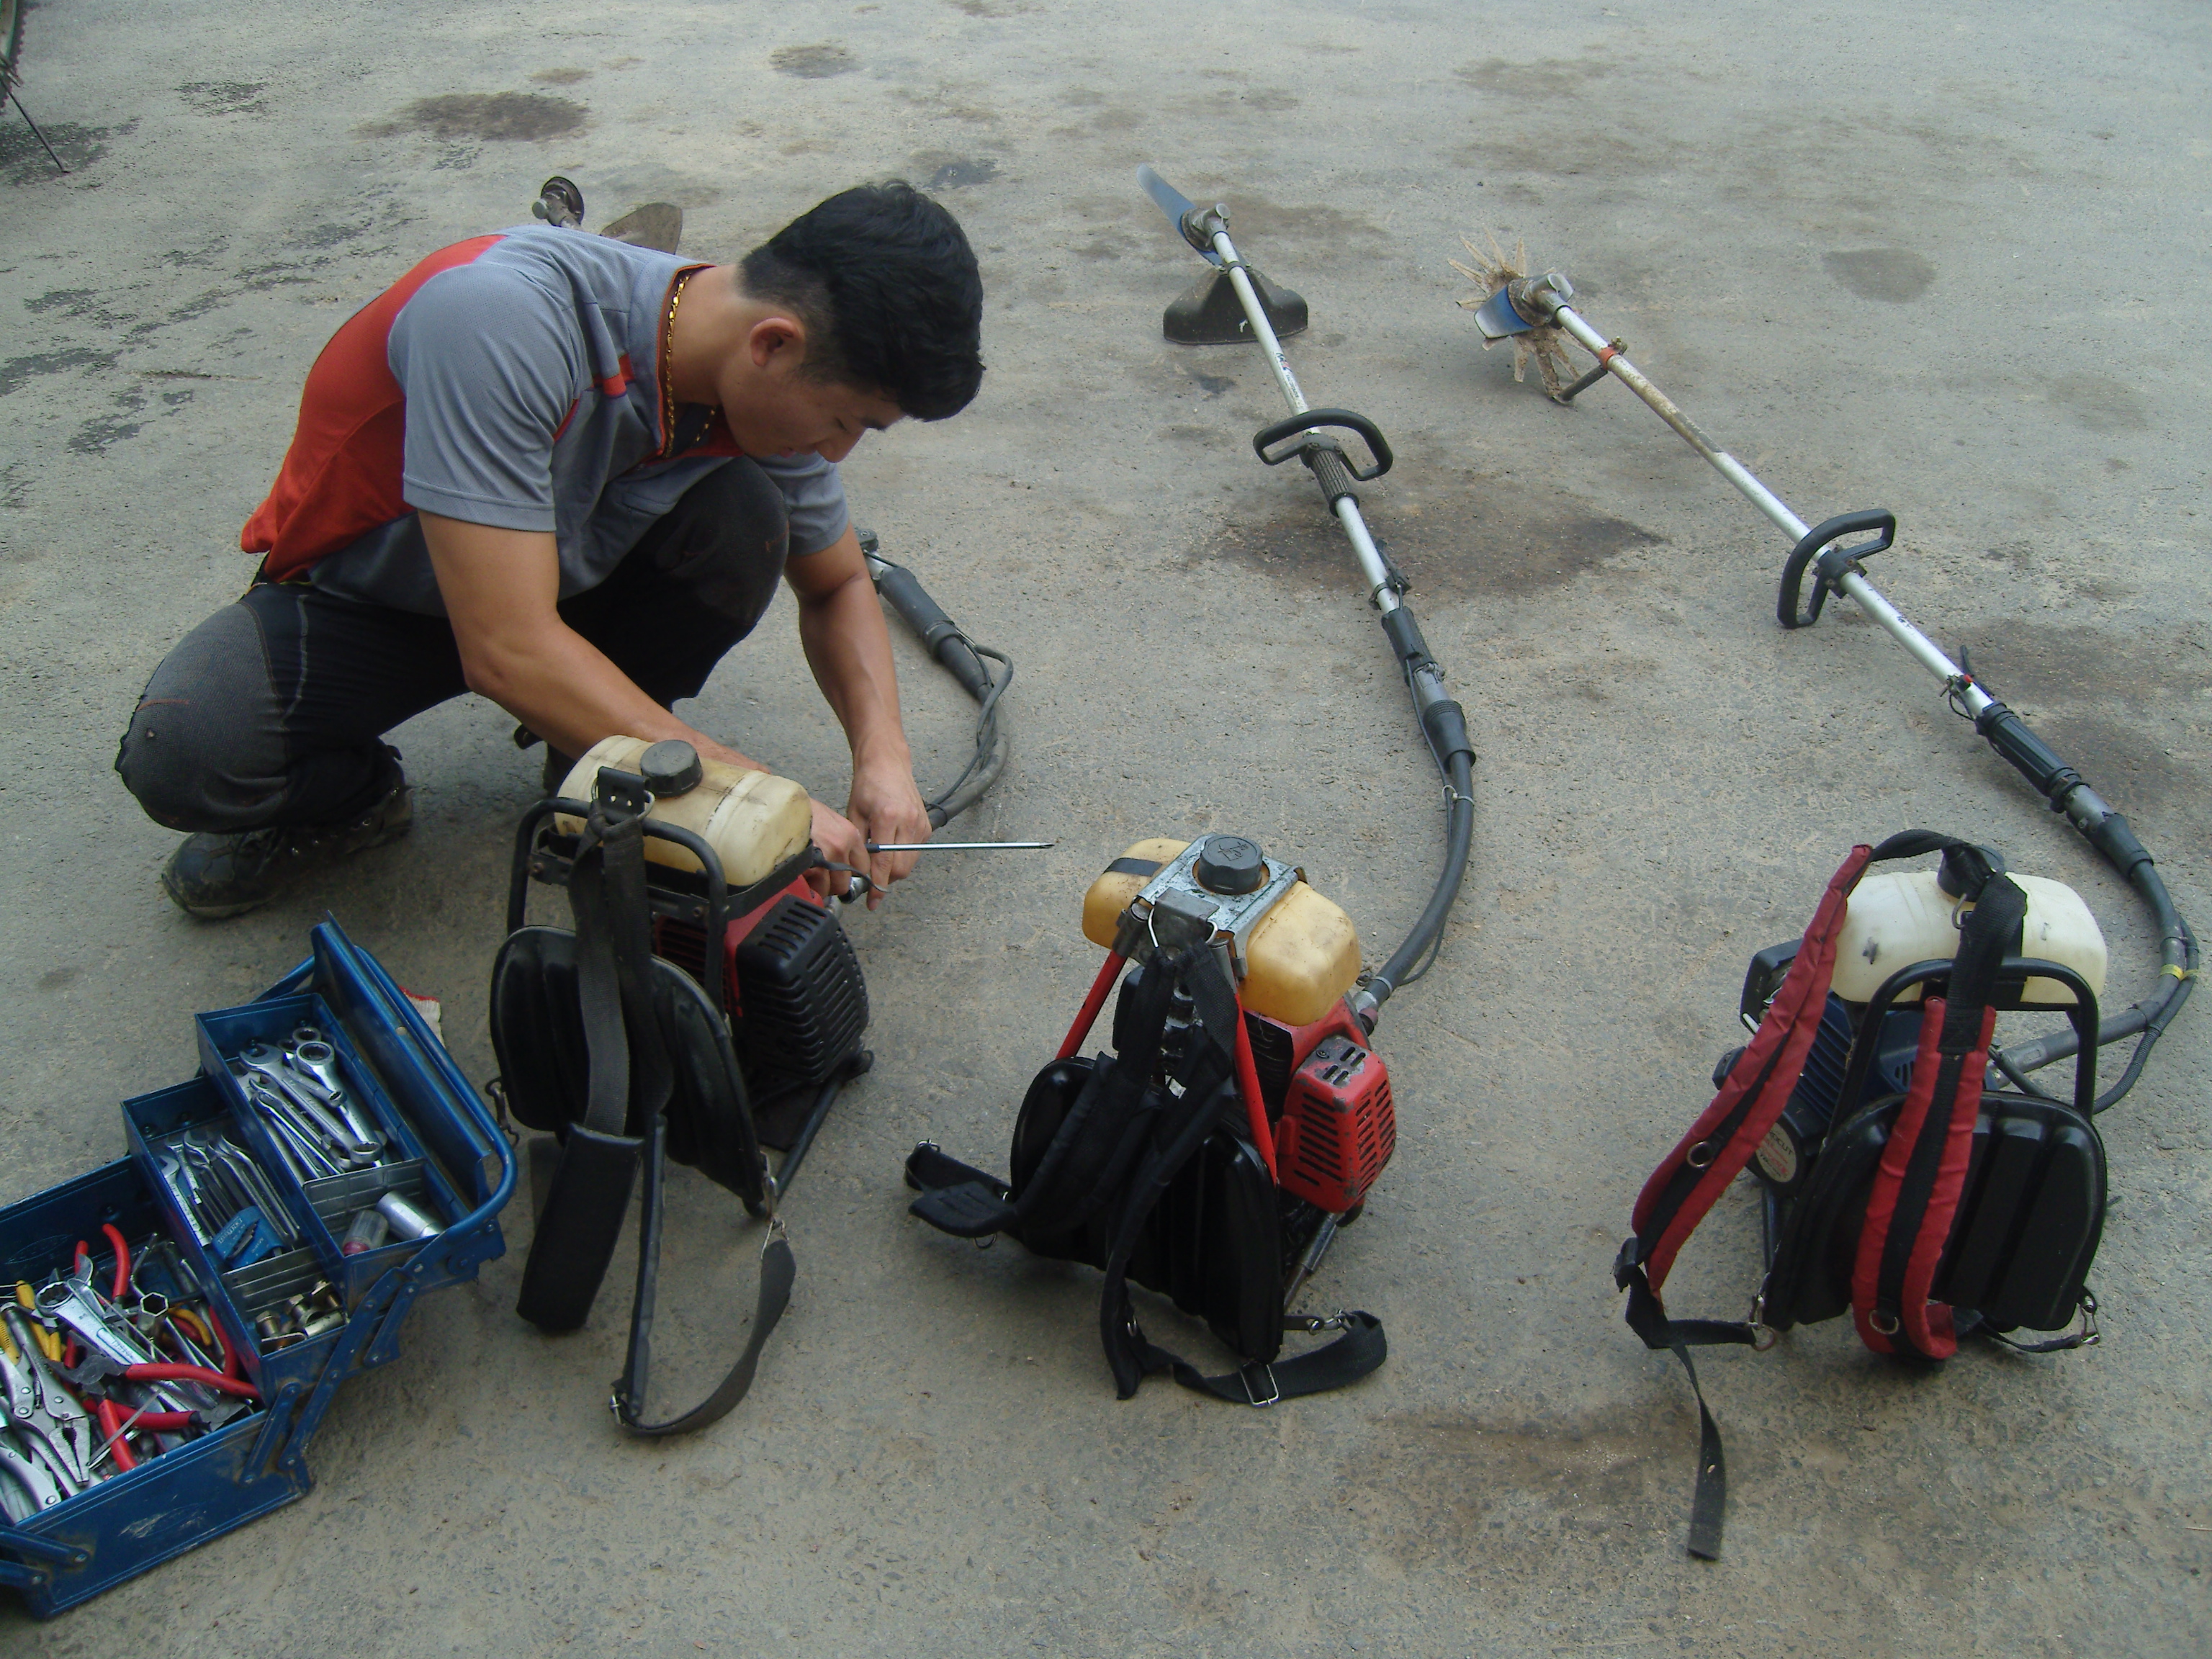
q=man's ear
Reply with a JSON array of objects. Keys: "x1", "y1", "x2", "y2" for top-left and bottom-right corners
[{"x1": 747, "y1": 313, "x2": 807, "y2": 372}]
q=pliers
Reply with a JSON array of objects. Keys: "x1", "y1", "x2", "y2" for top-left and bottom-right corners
[
  {"x1": 0, "y1": 1310, "x2": 95, "y2": 1492},
  {"x1": 0, "y1": 1434, "x2": 63, "y2": 1517}
]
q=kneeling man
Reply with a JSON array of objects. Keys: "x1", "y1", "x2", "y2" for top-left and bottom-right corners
[{"x1": 116, "y1": 181, "x2": 983, "y2": 916}]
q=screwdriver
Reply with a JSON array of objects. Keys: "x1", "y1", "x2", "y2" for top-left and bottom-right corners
[{"x1": 866, "y1": 840, "x2": 1055, "y2": 853}]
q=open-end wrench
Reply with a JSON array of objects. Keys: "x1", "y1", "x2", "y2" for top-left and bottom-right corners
[
  {"x1": 153, "y1": 1148, "x2": 215, "y2": 1243},
  {"x1": 211, "y1": 1141, "x2": 300, "y2": 1245},
  {"x1": 246, "y1": 1087, "x2": 343, "y2": 1179},
  {"x1": 236, "y1": 1070, "x2": 348, "y2": 1172},
  {"x1": 283, "y1": 1040, "x2": 386, "y2": 1153},
  {"x1": 238, "y1": 1049, "x2": 376, "y2": 1164},
  {"x1": 35, "y1": 1277, "x2": 156, "y2": 1370}
]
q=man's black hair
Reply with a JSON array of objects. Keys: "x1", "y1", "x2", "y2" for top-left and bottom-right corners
[{"x1": 740, "y1": 181, "x2": 984, "y2": 421}]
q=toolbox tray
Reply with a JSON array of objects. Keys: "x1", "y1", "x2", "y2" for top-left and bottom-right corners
[
  {"x1": 0, "y1": 1160, "x2": 311, "y2": 1618},
  {"x1": 122, "y1": 1077, "x2": 346, "y2": 1397},
  {"x1": 0, "y1": 922, "x2": 516, "y2": 1617}
]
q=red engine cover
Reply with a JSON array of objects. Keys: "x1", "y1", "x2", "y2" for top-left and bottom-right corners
[
  {"x1": 1274, "y1": 1020, "x2": 1395, "y2": 1215},
  {"x1": 649, "y1": 873, "x2": 820, "y2": 1019}
]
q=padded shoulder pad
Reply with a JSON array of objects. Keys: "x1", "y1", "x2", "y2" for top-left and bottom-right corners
[
  {"x1": 490, "y1": 927, "x2": 594, "y2": 1134},
  {"x1": 489, "y1": 925, "x2": 765, "y2": 1210}
]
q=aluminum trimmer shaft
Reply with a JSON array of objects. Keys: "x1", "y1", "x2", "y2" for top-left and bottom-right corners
[
  {"x1": 1485, "y1": 274, "x2": 1987, "y2": 704},
  {"x1": 1142, "y1": 166, "x2": 1478, "y2": 1025},
  {"x1": 1476, "y1": 271, "x2": 2195, "y2": 1101}
]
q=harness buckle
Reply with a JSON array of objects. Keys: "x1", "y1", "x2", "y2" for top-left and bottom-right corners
[
  {"x1": 1748, "y1": 1293, "x2": 1778, "y2": 1352},
  {"x1": 1240, "y1": 1362, "x2": 1280, "y2": 1408}
]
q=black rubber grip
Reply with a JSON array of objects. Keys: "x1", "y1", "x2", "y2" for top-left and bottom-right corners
[
  {"x1": 1380, "y1": 607, "x2": 1430, "y2": 665},
  {"x1": 1974, "y1": 701, "x2": 2085, "y2": 805},
  {"x1": 873, "y1": 562, "x2": 992, "y2": 698},
  {"x1": 1778, "y1": 508, "x2": 1895, "y2": 629},
  {"x1": 1421, "y1": 698, "x2": 1475, "y2": 767},
  {"x1": 1307, "y1": 446, "x2": 1359, "y2": 505},
  {"x1": 2085, "y1": 811, "x2": 2154, "y2": 881}
]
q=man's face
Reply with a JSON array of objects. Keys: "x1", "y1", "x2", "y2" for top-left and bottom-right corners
[{"x1": 716, "y1": 336, "x2": 905, "y2": 464}]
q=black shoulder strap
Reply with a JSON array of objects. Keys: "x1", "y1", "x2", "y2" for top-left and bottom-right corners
[
  {"x1": 1128, "y1": 1310, "x2": 1388, "y2": 1406},
  {"x1": 516, "y1": 791, "x2": 661, "y2": 1332},
  {"x1": 611, "y1": 1114, "x2": 800, "y2": 1437},
  {"x1": 515, "y1": 773, "x2": 807, "y2": 1435},
  {"x1": 611, "y1": 1027, "x2": 873, "y2": 1437}
]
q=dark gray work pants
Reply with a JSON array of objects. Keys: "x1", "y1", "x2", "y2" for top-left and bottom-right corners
[{"x1": 117, "y1": 461, "x2": 791, "y2": 833}]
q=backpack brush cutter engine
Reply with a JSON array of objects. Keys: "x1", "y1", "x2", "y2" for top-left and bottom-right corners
[
  {"x1": 900, "y1": 167, "x2": 1479, "y2": 1407},
  {"x1": 1466, "y1": 257, "x2": 2198, "y2": 1555},
  {"x1": 489, "y1": 526, "x2": 1022, "y2": 1434}
]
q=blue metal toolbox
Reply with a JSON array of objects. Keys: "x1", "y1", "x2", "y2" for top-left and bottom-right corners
[{"x1": 0, "y1": 922, "x2": 514, "y2": 1617}]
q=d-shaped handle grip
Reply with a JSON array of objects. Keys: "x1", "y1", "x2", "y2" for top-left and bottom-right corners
[{"x1": 1251, "y1": 408, "x2": 1393, "y2": 481}]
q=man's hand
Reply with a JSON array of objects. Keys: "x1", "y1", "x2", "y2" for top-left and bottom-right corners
[
  {"x1": 845, "y1": 757, "x2": 931, "y2": 909},
  {"x1": 786, "y1": 526, "x2": 932, "y2": 911}
]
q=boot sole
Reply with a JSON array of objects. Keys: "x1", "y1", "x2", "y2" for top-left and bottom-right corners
[{"x1": 161, "y1": 815, "x2": 414, "y2": 921}]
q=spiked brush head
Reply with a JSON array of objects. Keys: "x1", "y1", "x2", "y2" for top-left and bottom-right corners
[{"x1": 1452, "y1": 233, "x2": 1577, "y2": 398}]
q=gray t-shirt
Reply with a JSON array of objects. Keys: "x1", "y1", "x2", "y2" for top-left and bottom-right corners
[{"x1": 245, "y1": 225, "x2": 848, "y2": 616}]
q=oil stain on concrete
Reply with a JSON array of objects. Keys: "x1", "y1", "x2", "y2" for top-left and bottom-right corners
[
  {"x1": 771, "y1": 43, "x2": 858, "y2": 79},
  {"x1": 0, "y1": 347, "x2": 118, "y2": 399},
  {"x1": 1200, "y1": 194, "x2": 1388, "y2": 264},
  {"x1": 178, "y1": 81, "x2": 269, "y2": 117},
  {"x1": 2046, "y1": 372, "x2": 2146, "y2": 433},
  {"x1": 1206, "y1": 464, "x2": 1662, "y2": 603},
  {"x1": 1456, "y1": 56, "x2": 1614, "y2": 99},
  {"x1": 359, "y1": 93, "x2": 588, "y2": 143},
  {"x1": 1955, "y1": 621, "x2": 2206, "y2": 707},
  {"x1": 1, "y1": 119, "x2": 128, "y2": 184},
  {"x1": 1823, "y1": 247, "x2": 1937, "y2": 302},
  {"x1": 1336, "y1": 1406, "x2": 1676, "y2": 1581},
  {"x1": 923, "y1": 156, "x2": 999, "y2": 190}
]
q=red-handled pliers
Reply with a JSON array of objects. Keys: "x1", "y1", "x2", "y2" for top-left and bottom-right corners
[
  {"x1": 93, "y1": 1398, "x2": 138, "y2": 1473},
  {"x1": 69, "y1": 1354, "x2": 260, "y2": 1403},
  {"x1": 112, "y1": 1364, "x2": 258, "y2": 1401},
  {"x1": 100, "y1": 1224, "x2": 130, "y2": 1302}
]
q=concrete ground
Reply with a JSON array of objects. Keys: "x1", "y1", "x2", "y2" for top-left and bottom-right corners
[{"x1": 2, "y1": 0, "x2": 2207, "y2": 1652}]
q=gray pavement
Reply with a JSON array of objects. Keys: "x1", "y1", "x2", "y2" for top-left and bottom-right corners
[{"x1": 3, "y1": 1, "x2": 2208, "y2": 1653}]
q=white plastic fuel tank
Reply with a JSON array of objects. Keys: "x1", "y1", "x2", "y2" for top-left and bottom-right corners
[
  {"x1": 554, "y1": 736, "x2": 811, "y2": 887},
  {"x1": 1829, "y1": 869, "x2": 2107, "y2": 1008}
]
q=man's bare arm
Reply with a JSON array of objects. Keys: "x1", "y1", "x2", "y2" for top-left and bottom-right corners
[
  {"x1": 785, "y1": 525, "x2": 932, "y2": 905},
  {"x1": 420, "y1": 511, "x2": 870, "y2": 881},
  {"x1": 419, "y1": 512, "x2": 762, "y2": 767}
]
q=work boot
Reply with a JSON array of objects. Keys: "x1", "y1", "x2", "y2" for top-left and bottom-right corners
[{"x1": 159, "y1": 777, "x2": 415, "y2": 919}]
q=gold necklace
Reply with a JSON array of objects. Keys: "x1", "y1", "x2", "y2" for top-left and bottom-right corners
[{"x1": 660, "y1": 266, "x2": 714, "y2": 458}]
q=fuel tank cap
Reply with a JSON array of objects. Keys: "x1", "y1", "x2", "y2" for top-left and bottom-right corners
[
  {"x1": 638, "y1": 739, "x2": 703, "y2": 796},
  {"x1": 1194, "y1": 835, "x2": 1267, "y2": 895}
]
